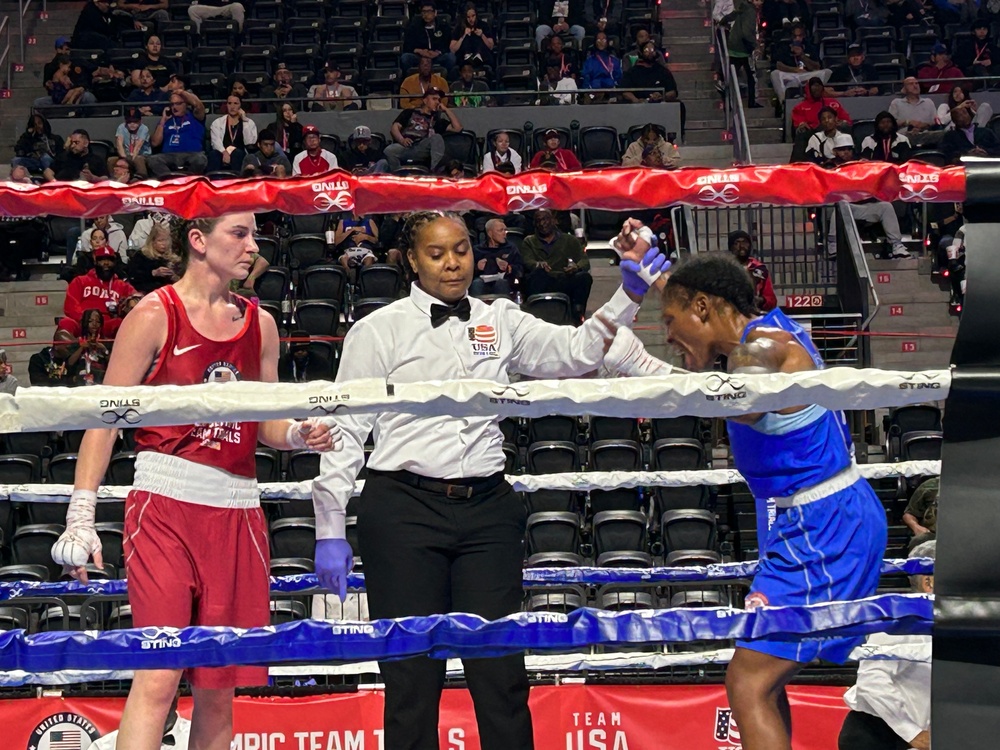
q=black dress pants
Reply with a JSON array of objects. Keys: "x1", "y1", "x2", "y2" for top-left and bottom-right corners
[
  {"x1": 357, "y1": 471, "x2": 533, "y2": 750},
  {"x1": 838, "y1": 710, "x2": 910, "y2": 750}
]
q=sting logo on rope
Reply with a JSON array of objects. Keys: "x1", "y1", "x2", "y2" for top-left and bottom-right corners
[
  {"x1": 703, "y1": 374, "x2": 747, "y2": 401},
  {"x1": 100, "y1": 398, "x2": 142, "y2": 425},
  {"x1": 27, "y1": 712, "x2": 101, "y2": 750},
  {"x1": 140, "y1": 626, "x2": 183, "y2": 650},
  {"x1": 490, "y1": 385, "x2": 530, "y2": 406},
  {"x1": 897, "y1": 373, "x2": 942, "y2": 390},
  {"x1": 506, "y1": 183, "x2": 549, "y2": 211},
  {"x1": 695, "y1": 173, "x2": 742, "y2": 205},
  {"x1": 309, "y1": 394, "x2": 350, "y2": 415},
  {"x1": 898, "y1": 172, "x2": 940, "y2": 201},
  {"x1": 312, "y1": 180, "x2": 354, "y2": 212}
]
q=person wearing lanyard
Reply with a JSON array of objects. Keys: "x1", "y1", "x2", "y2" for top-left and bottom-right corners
[
  {"x1": 311, "y1": 211, "x2": 670, "y2": 750},
  {"x1": 208, "y1": 93, "x2": 257, "y2": 173}
]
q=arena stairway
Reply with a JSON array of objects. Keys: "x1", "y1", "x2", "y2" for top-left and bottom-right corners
[{"x1": 0, "y1": 280, "x2": 68, "y2": 381}]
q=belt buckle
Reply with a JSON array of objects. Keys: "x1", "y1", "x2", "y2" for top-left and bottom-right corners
[{"x1": 445, "y1": 484, "x2": 473, "y2": 500}]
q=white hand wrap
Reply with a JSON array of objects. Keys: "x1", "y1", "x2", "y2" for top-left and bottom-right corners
[
  {"x1": 611, "y1": 226, "x2": 654, "y2": 258},
  {"x1": 51, "y1": 489, "x2": 102, "y2": 569},
  {"x1": 604, "y1": 327, "x2": 672, "y2": 377},
  {"x1": 286, "y1": 420, "x2": 310, "y2": 450}
]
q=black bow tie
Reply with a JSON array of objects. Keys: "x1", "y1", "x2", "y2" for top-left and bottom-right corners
[
  {"x1": 430, "y1": 297, "x2": 471, "y2": 328},
  {"x1": 161, "y1": 735, "x2": 176, "y2": 746}
]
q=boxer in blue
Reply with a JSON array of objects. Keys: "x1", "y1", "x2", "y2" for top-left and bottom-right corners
[{"x1": 604, "y1": 248, "x2": 887, "y2": 750}]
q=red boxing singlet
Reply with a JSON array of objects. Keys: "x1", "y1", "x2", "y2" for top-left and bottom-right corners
[{"x1": 135, "y1": 286, "x2": 261, "y2": 478}]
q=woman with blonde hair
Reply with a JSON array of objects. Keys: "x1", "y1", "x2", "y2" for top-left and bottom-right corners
[{"x1": 126, "y1": 222, "x2": 181, "y2": 293}]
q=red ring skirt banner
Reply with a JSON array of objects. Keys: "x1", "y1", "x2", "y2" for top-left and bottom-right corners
[{"x1": 0, "y1": 162, "x2": 965, "y2": 219}]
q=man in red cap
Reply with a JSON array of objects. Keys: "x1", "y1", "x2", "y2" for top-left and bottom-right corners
[
  {"x1": 64, "y1": 245, "x2": 136, "y2": 323},
  {"x1": 291, "y1": 124, "x2": 339, "y2": 176}
]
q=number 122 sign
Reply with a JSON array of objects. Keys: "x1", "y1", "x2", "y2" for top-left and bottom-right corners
[{"x1": 784, "y1": 294, "x2": 824, "y2": 308}]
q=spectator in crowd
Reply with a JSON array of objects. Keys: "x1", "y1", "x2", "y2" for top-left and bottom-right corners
[
  {"x1": 937, "y1": 84, "x2": 994, "y2": 129},
  {"x1": 385, "y1": 88, "x2": 462, "y2": 173},
  {"x1": 451, "y1": 63, "x2": 491, "y2": 107},
  {"x1": 291, "y1": 124, "x2": 339, "y2": 176},
  {"x1": 521, "y1": 208, "x2": 592, "y2": 320},
  {"x1": 274, "y1": 102, "x2": 304, "y2": 156},
  {"x1": 918, "y1": 44, "x2": 965, "y2": 94},
  {"x1": 530, "y1": 129, "x2": 582, "y2": 170},
  {"x1": 126, "y1": 222, "x2": 181, "y2": 293},
  {"x1": 127, "y1": 210, "x2": 171, "y2": 249},
  {"x1": 825, "y1": 44, "x2": 879, "y2": 98},
  {"x1": 955, "y1": 19, "x2": 996, "y2": 77},
  {"x1": 450, "y1": 2, "x2": 495, "y2": 72},
  {"x1": 147, "y1": 89, "x2": 208, "y2": 177},
  {"x1": 482, "y1": 132, "x2": 523, "y2": 173},
  {"x1": 535, "y1": 0, "x2": 586, "y2": 50},
  {"x1": 581, "y1": 31, "x2": 622, "y2": 103},
  {"x1": 845, "y1": 0, "x2": 889, "y2": 26},
  {"x1": 75, "y1": 216, "x2": 128, "y2": 266},
  {"x1": 441, "y1": 159, "x2": 466, "y2": 178},
  {"x1": 886, "y1": 0, "x2": 930, "y2": 27},
  {"x1": 471, "y1": 219, "x2": 522, "y2": 297},
  {"x1": 66, "y1": 308, "x2": 111, "y2": 385},
  {"x1": 110, "y1": 155, "x2": 139, "y2": 184},
  {"x1": 127, "y1": 68, "x2": 168, "y2": 115},
  {"x1": 861, "y1": 110, "x2": 913, "y2": 163},
  {"x1": 839, "y1": 541, "x2": 933, "y2": 750},
  {"x1": 587, "y1": 12, "x2": 622, "y2": 41},
  {"x1": 825, "y1": 134, "x2": 913, "y2": 259},
  {"x1": 72, "y1": 0, "x2": 122, "y2": 54},
  {"x1": 805, "y1": 106, "x2": 847, "y2": 165},
  {"x1": 340, "y1": 125, "x2": 389, "y2": 175},
  {"x1": 115, "y1": 0, "x2": 168, "y2": 28},
  {"x1": 723, "y1": 0, "x2": 763, "y2": 108},
  {"x1": 334, "y1": 210, "x2": 380, "y2": 273},
  {"x1": 790, "y1": 77, "x2": 851, "y2": 161},
  {"x1": 113, "y1": 108, "x2": 151, "y2": 176},
  {"x1": 261, "y1": 63, "x2": 309, "y2": 112},
  {"x1": 941, "y1": 103, "x2": 1000, "y2": 162},
  {"x1": 308, "y1": 63, "x2": 360, "y2": 112},
  {"x1": 889, "y1": 77, "x2": 941, "y2": 146},
  {"x1": 728, "y1": 230, "x2": 777, "y2": 311},
  {"x1": 29, "y1": 333, "x2": 76, "y2": 386},
  {"x1": 64, "y1": 245, "x2": 137, "y2": 322},
  {"x1": 279, "y1": 332, "x2": 333, "y2": 383},
  {"x1": 0, "y1": 350, "x2": 20, "y2": 396},
  {"x1": 165, "y1": 72, "x2": 191, "y2": 94},
  {"x1": 243, "y1": 129, "x2": 293, "y2": 177},
  {"x1": 12, "y1": 113, "x2": 62, "y2": 174},
  {"x1": 903, "y1": 477, "x2": 938, "y2": 550},
  {"x1": 622, "y1": 123, "x2": 680, "y2": 167},
  {"x1": 187, "y1": 0, "x2": 245, "y2": 33},
  {"x1": 763, "y1": 0, "x2": 808, "y2": 27},
  {"x1": 33, "y1": 39, "x2": 103, "y2": 111},
  {"x1": 130, "y1": 34, "x2": 174, "y2": 89},
  {"x1": 208, "y1": 94, "x2": 258, "y2": 173},
  {"x1": 544, "y1": 35, "x2": 579, "y2": 81},
  {"x1": 44, "y1": 129, "x2": 108, "y2": 182},
  {"x1": 402, "y1": 1, "x2": 456, "y2": 74},
  {"x1": 36, "y1": 54, "x2": 96, "y2": 109},
  {"x1": 400, "y1": 56, "x2": 451, "y2": 109},
  {"x1": 621, "y1": 41, "x2": 681, "y2": 105},
  {"x1": 770, "y1": 31, "x2": 827, "y2": 105},
  {"x1": 622, "y1": 28, "x2": 663, "y2": 72},
  {"x1": 0, "y1": 166, "x2": 44, "y2": 281},
  {"x1": 538, "y1": 60, "x2": 579, "y2": 105}
]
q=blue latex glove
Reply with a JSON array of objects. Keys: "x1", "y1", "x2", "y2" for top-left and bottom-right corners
[
  {"x1": 315, "y1": 538, "x2": 354, "y2": 601},
  {"x1": 621, "y1": 244, "x2": 672, "y2": 298}
]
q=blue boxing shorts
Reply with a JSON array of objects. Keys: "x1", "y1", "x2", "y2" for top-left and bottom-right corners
[{"x1": 738, "y1": 480, "x2": 888, "y2": 663}]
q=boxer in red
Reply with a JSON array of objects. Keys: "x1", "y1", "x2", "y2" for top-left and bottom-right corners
[{"x1": 52, "y1": 212, "x2": 341, "y2": 750}]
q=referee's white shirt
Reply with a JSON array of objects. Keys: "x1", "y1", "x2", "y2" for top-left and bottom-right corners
[
  {"x1": 313, "y1": 283, "x2": 640, "y2": 539},
  {"x1": 843, "y1": 633, "x2": 931, "y2": 743}
]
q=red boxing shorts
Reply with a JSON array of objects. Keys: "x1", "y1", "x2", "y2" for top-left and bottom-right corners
[{"x1": 123, "y1": 489, "x2": 271, "y2": 689}]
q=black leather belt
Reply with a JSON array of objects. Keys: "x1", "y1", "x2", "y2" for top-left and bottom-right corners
[{"x1": 373, "y1": 469, "x2": 505, "y2": 499}]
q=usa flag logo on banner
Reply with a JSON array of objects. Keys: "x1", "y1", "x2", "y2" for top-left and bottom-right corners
[
  {"x1": 714, "y1": 707, "x2": 742, "y2": 747},
  {"x1": 27, "y1": 713, "x2": 101, "y2": 750}
]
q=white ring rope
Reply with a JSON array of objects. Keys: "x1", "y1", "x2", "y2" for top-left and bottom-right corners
[
  {"x1": 0, "y1": 368, "x2": 950, "y2": 432},
  {"x1": 1, "y1": 460, "x2": 940, "y2": 502}
]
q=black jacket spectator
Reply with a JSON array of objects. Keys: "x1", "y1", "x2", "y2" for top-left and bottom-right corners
[
  {"x1": 340, "y1": 139, "x2": 387, "y2": 174},
  {"x1": 28, "y1": 344, "x2": 75, "y2": 387},
  {"x1": 13, "y1": 114, "x2": 62, "y2": 166},
  {"x1": 48, "y1": 137, "x2": 108, "y2": 181},
  {"x1": 861, "y1": 111, "x2": 912, "y2": 163},
  {"x1": 826, "y1": 48, "x2": 879, "y2": 97},
  {"x1": 941, "y1": 106, "x2": 1000, "y2": 162},
  {"x1": 886, "y1": 0, "x2": 929, "y2": 27},
  {"x1": 404, "y1": 13, "x2": 452, "y2": 58},
  {"x1": 278, "y1": 335, "x2": 333, "y2": 383},
  {"x1": 72, "y1": 0, "x2": 120, "y2": 53},
  {"x1": 450, "y1": 5, "x2": 495, "y2": 69},
  {"x1": 954, "y1": 22, "x2": 997, "y2": 77},
  {"x1": 621, "y1": 51, "x2": 679, "y2": 101}
]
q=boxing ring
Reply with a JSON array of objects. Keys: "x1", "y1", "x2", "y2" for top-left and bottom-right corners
[{"x1": 0, "y1": 161, "x2": 995, "y2": 748}]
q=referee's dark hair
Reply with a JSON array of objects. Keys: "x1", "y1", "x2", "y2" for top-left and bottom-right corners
[{"x1": 664, "y1": 251, "x2": 759, "y2": 318}]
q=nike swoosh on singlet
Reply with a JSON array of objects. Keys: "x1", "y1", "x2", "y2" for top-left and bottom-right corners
[{"x1": 172, "y1": 344, "x2": 201, "y2": 356}]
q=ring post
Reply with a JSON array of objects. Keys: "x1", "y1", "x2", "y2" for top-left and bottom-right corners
[{"x1": 933, "y1": 158, "x2": 1000, "y2": 747}]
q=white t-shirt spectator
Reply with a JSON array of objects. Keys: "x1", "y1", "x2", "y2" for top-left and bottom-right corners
[
  {"x1": 482, "y1": 149, "x2": 523, "y2": 173},
  {"x1": 292, "y1": 149, "x2": 339, "y2": 176}
]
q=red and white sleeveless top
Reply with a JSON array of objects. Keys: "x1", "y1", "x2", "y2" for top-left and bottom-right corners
[{"x1": 135, "y1": 286, "x2": 261, "y2": 478}]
